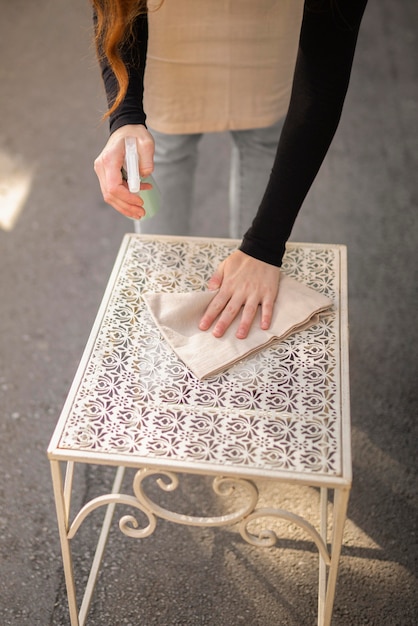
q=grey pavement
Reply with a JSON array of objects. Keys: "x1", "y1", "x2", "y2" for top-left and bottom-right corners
[{"x1": 0, "y1": 1, "x2": 417, "y2": 625}]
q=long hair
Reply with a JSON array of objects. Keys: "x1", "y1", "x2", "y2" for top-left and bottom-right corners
[{"x1": 91, "y1": 0, "x2": 148, "y2": 117}]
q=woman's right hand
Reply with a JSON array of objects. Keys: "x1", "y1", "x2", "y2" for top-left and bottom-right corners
[{"x1": 94, "y1": 124, "x2": 155, "y2": 219}]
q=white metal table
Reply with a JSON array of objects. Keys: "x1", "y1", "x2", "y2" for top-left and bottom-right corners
[{"x1": 48, "y1": 234, "x2": 351, "y2": 626}]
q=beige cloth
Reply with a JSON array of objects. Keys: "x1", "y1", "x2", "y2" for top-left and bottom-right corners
[
  {"x1": 145, "y1": 0, "x2": 304, "y2": 133},
  {"x1": 143, "y1": 274, "x2": 333, "y2": 379}
]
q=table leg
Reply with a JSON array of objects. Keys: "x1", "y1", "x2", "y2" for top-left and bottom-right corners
[
  {"x1": 78, "y1": 466, "x2": 126, "y2": 625},
  {"x1": 50, "y1": 460, "x2": 80, "y2": 626},
  {"x1": 51, "y1": 463, "x2": 127, "y2": 626},
  {"x1": 318, "y1": 487, "x2": 329, "y2": 625},
  {"x1": 322, "y1": 486, "x2": 350, "y2": 626}
]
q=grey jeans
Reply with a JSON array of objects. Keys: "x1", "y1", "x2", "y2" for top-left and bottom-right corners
[{"x1": 136, "y1": 118, "x2": 283, "y2": 239}]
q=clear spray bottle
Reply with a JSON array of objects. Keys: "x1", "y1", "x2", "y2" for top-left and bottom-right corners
[{"x1": 123, "y1": 136, "x2": 160, "y2": 220}]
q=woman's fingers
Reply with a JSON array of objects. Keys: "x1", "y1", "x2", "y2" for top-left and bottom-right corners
[
  {"x1": 94, "y1": 124, "x2": 154, "y2": 218},
  {"x1": 199, "y1": 250, "x2": 281, "y2": 339},
  {"x1": 136, "y1": 132, "x2": 155, "y2": 178},
  {"x1": 95, "y1": 158, "x2": 144, "y2": 217},
  {"x1": 213, "y1": 294, "x2": 259, "y2": 339},
  {"x1": 260, "y1": 295, "x2": 275, "y2": 331},
  {"x1": 235, "y1": 298, "x2": 262, "y2": 339}
]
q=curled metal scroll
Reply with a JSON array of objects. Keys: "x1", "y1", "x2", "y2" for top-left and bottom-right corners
[
  {"x1": 67, "y1": 471, "x2": 260, "y2": 539},
  {"x1": 68, "y1": 493, "x2": 156, "y2": 540},
  {"x1": 132, "y1": 469, "x2": 259, "y2": 527},
  {"x1": 67, "y1": 471, "x2": 330, "y2": 563},
  {"x1": 238, "y1": 507, "x2": 331, "y2": 564}
]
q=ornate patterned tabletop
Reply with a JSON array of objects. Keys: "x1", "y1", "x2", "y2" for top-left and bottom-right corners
[{"x1": 49, "y1": 234, "x2": 351, "y2": 486}]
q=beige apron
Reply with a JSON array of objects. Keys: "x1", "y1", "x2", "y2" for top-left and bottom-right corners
[{"x1": 144, "y1": 0, "x2": 304, "y2": 134}]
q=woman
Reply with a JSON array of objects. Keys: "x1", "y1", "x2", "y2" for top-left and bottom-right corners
[{"x1": 92, "y1": 0, "x2": 367, "y2": 339}]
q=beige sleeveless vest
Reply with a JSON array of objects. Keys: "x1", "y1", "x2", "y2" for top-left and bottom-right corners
[{"x1": 144, "y1": 0, "x2": 304, "y2": 134}]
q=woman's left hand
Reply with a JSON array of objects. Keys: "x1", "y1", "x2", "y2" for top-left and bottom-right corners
[{"x1": 199, "y1": 250, "x2": 281, "y2": 339}]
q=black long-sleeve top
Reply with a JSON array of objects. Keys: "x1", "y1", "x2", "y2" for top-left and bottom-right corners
[{"x1": 98, "y1": 0, "x2": 367, "y2": 267}]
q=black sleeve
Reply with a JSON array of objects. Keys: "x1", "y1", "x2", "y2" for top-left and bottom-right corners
[
  {"x1": 94, "y1": 10, "x2": 149, "y2": 133},
  {"x1": 239, "y1": 0, "x2": 368, "y2": 267}
]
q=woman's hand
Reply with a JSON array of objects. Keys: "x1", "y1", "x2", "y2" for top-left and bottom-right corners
[
  {"x1": 94, "y1": 124, "x2": 154, "y2": 219},
  {"x1": 199, "y1": 250, "x2": 281, "y2": 339}
]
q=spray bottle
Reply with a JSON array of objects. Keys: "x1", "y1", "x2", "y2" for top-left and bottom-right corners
[{"x1": 123, "y1": 136, "x2": 160, "y2": 220}]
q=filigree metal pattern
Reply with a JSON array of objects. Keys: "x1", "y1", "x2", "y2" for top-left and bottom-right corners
[
  {"x1": 58, "y1": 237, "x2": 342, "y2": 477},
  {"x1": 67, "y1": 469, "x2": 330, "y2": 563}
]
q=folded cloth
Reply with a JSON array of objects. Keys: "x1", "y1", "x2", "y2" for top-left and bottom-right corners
[{"x1": 143, "y1": 273, "x2": 333, "y2": 379}]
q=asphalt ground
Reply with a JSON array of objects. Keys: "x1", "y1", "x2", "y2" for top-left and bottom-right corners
[{"x1": 0, "y1": 1, "x2": 417, "y2": 624}]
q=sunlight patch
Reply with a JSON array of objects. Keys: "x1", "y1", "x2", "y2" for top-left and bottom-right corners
[{"x1": 0, "y1": 150, "x2": 33, "y2": 231}]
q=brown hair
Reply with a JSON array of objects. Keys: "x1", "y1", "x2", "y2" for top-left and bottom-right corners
[{"x1": 91, "y1": 0, "x2": 149, "y2": 117}]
